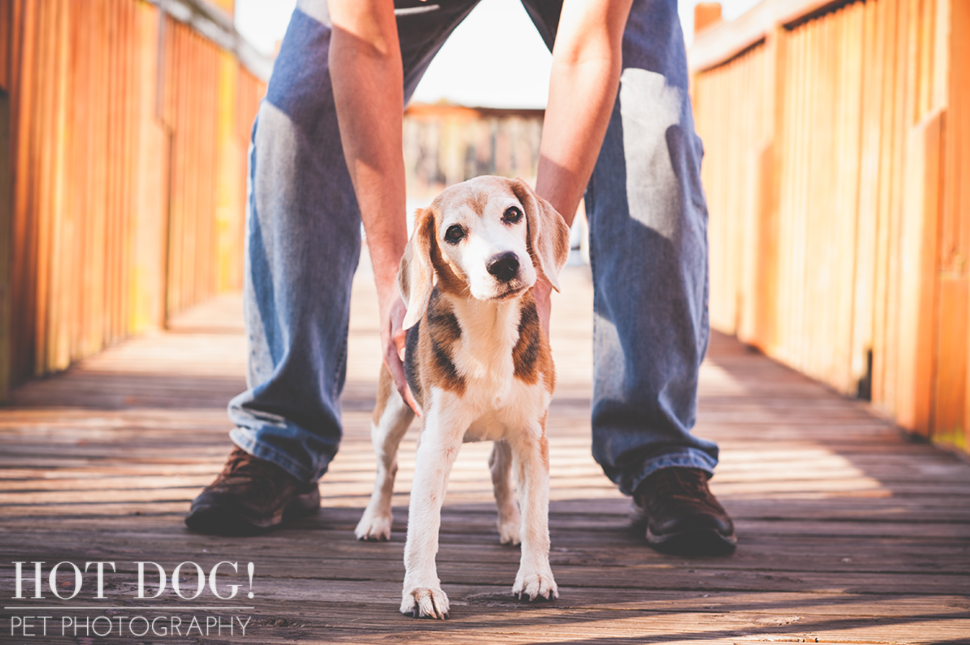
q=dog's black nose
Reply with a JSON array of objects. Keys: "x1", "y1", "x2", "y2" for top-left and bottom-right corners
[{"x1": 487, "y1": 252, "x2": 520, "y2": 282}]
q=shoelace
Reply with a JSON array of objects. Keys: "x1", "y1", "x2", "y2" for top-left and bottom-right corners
[
  {"x1": 219, "y1": 449, "x2": 279, "y2": 488},
  {"x1": 648, "y1": 469, "x2": 721, "y2": 512}
]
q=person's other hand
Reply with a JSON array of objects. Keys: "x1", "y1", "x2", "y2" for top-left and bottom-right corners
[
  {"x1": 534, "y1": 276, "x2": 552, "y2": 339},
  {"x1": 379, "y1": 291, "x2": 422, "y2": 417}
]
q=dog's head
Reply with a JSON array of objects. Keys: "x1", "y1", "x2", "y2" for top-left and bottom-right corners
[{"x1": 400, "y1": 176, "x2": 570, "y2": 329}]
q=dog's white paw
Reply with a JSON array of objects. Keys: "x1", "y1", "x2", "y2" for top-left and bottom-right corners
[
  {"x1": 355, "y1": 509, "x2": 392, "y2": 541},
  {"x1": 497, "y1": 520, "x2": 521, "y2": 546},
  {"x1": 400, "y1": 586, "x2": 450, "y2": 619},
  {"x1": 512, "y1": 569, "x2": 558, "y2": 601}
]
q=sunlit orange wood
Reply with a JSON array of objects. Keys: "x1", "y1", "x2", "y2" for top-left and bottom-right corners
[
  {"x1": 0, "y1": 0, "x2": 267, "y2": 396},
  {"x1": 691, "y1": 0, "x2": 968, "y2": 454}
]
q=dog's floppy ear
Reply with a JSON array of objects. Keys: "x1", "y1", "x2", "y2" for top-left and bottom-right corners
[
  {"x1": 511, "y1": 178, "x2": 571, "y2": 292},
  {"x1": 399, "y1": 207, "x2": 436, "y2": 329}
]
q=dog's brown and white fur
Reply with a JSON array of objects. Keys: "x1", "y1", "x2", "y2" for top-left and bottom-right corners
[{"x1": 354, "y1": 176, "x2": 570, "y2": 619}]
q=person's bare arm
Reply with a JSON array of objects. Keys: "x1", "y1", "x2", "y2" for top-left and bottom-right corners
[
  {"x1": 533, "y1": 0, "x2": 634, "y2": 335},
  {"x1": 329, "y1": 0, "x2": 419, "y2": 414}
]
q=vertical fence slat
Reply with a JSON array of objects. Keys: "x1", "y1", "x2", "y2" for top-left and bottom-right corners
[{"x1": 943, "y1": 0, "x2": 970, "y2": 452}]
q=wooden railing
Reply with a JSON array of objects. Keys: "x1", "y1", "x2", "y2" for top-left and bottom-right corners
[
  {"x1": 0, "y1": 0, "x2": 268, "y2": 398},
  {"x1": 403, "y1": 104, "x2": 545, "y2": 202},
  {"x1": 690, "y1": 0, "x2": 969, "y2": 452}
]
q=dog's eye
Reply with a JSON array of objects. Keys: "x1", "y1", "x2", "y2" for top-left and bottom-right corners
[
  {"x1": 502, "y1": 206, "x2": 523, "y2": 224},
  {"x1": 444, "y1": 224, "x2": 465, "y2": 244}
]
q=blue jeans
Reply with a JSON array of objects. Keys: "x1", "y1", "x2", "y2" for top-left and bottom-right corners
[{"x1": 228, "y1": 0, "x2": 719, "y2": 496}]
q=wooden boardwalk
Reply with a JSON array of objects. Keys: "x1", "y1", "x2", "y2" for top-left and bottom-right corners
[{"x1": 1, "y1": 262, "x2": 968, "y2": 644}]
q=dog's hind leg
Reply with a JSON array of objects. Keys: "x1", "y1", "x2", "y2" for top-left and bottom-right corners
[
  {"x1": 356, "y1": 365, "x2": 415, "y2": 541},
  {"x1": 489, "y1": 440, "x2": 521, "y2": 545}
]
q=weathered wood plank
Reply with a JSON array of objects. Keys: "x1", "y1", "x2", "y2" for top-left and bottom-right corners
[{"x1": 1, "y1": 263, "x2": 968, "y2": 642}]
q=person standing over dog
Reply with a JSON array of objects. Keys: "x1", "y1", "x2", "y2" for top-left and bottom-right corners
[{"x1": 186, "y1": 0, "x2": 737, "y2": 556}]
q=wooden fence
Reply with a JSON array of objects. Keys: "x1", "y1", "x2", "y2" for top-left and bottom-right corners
[
  {"x1": 690, "y1": 0, "x2": 969, "y2": 453},
  {"x1": 0, "y1": 0, "x2": 267, "y2": 399},
  {"x1": 403, "y1": 104, "x2": 544, "y2": 202}
]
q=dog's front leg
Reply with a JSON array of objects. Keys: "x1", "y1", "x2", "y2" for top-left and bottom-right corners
[
  {"x1": 509, "y1": 423, "x2": 558, "y2": 601},
  {"x1": 401, "y1": 391, "x2": 467, "y2": 619}
]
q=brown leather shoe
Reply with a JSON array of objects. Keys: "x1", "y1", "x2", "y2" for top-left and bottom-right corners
[
  {"x1": 185, "y1": 447, "x2": 320, "y2": 536},
  {"x1": 632, "y1": 467, "x2": 737, "y2": 555}
]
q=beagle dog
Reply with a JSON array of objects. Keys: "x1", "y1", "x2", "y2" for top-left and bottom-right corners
[{"x1": 354, "y1": 176, "x2": 570, "y2": 619}]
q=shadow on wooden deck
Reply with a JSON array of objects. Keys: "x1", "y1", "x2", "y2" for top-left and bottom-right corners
[{"x1": 1, "y1": 265, "x2": 968, "y2": 644}]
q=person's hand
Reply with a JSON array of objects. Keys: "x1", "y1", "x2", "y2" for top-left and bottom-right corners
[
  {"x1": 534, "y1": 277, "x2": 552, "y2": 339},
  {"x1": 379, "y1": 290, "x2": 422, "y2": 417}
]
